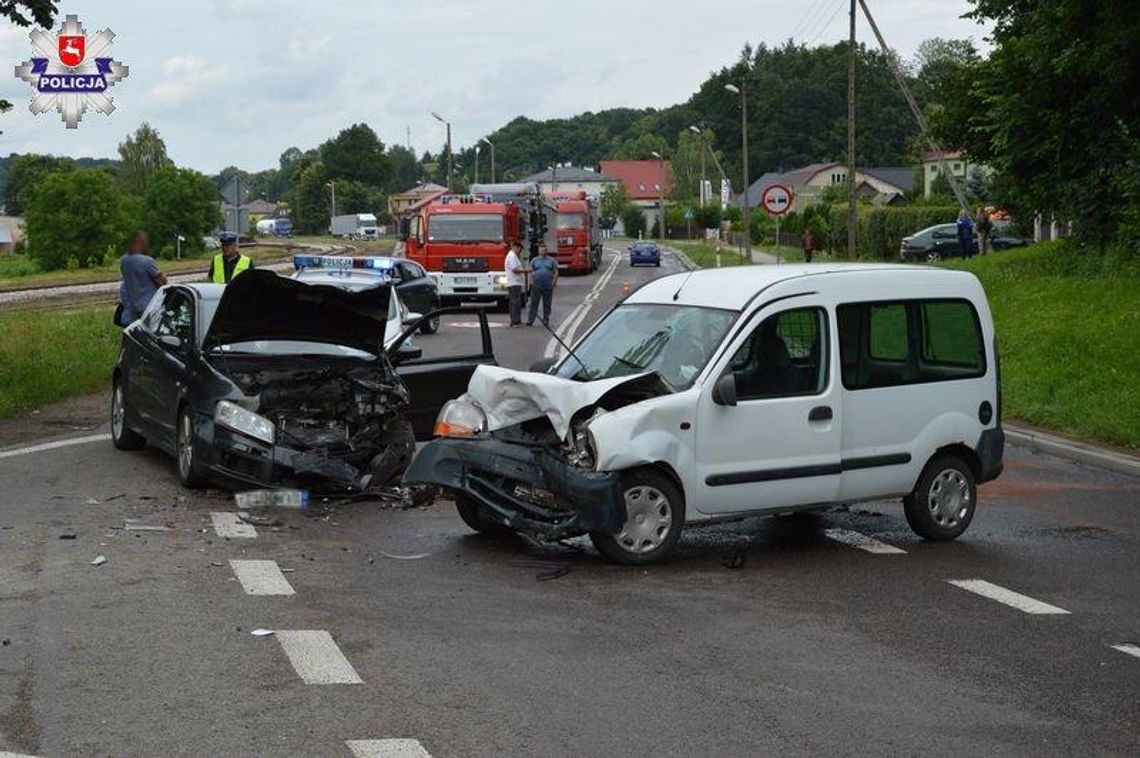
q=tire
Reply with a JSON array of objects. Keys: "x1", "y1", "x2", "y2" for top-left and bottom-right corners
[
  {"x1": 926, "y1": 250, "x2": 941, "y2": 263},
  {"x1": 589, "y1": 468, "x2": 685, "y2": 565},
  {"x1": 455, "y1": 494, "x2": 515, "y2": 537},
  {"x1": 175, "y1": 407, "x2": 207, "y2": 489},
  {"x1": 419, "y1": 305, "x2": 441, "y2": 335},
  {"x1": 904, "y1": 454, "x2": 977, "y2": 540},
  {"x1": 654, "y1": 260, "x2": 660, "y2": 267},
  {"x1": 110, "y1": 378, "x2": 145, "y2": 450}
]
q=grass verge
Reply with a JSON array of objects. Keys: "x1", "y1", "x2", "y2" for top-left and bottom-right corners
[
  {"x1": 0, "y1": 306, "x2": 121, "y2": 418},
  {"x1": 667, "y1": 240, "x2": 753, "y2": 267}
]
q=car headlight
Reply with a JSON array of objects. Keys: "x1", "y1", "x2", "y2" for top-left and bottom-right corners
[
  {"x1": 215, "y1": 400, "x2": 275, "y2": 444},
  {"x1": 433, "y1": 399, "x2": 486, "y2": 438},
  {"x1": 494, "y1": 274, "x2": 508, "y2": 287}
]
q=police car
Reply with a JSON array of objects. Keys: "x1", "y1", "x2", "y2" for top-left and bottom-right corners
[{"x1": 292, "y1": 255, "x2": 442, "y2": 335}]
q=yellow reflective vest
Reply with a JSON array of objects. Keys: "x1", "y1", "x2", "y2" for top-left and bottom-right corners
[{"x1": 211, "y1": 253, "x2": 251, "y2": 283}]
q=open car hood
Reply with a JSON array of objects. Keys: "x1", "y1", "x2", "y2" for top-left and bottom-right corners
[
  {"x1": 203, "y1": 269, "x2": 391, "y2": 354},
  {"x1": 464, "y1": 364, "x2": 672, "y2": 439}
]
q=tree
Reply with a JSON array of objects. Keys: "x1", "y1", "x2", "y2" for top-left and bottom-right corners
[
  {"x1": 620, "y1": 206, "x2": 646, "y2": 238},
  {"x1": 600, "y1": 182, "x2": 629, "y2": 229},
  {"x1": 25, "y1": 168, "x2": 128, "y2": 270},
  {"x1": 3, "y1": 153, "x2": 73, "y2": 215},
  {"x1": 0, "y1": 1, "x2": 58, "y2": 113},
  {"x1": 319, "y1": 123, "x2": 388, "y2": 187},
  {"x1": 142, "y1": 167, "x2": 222, "y2": 258},
  {"x1": 669, "y1": 129, "x2": 706, "y2": 202},
  {"x1": 291, "y1": 160, "x2": 330, "y2": 235},
  {"x1": 386, "y1": 145, "x2": 421, "y2": 192},
  {"x1": 335, "y1": 180, "x2": 372, "y2": 214},
  {"x1": 117, "y1": 122, "x2": 173, "y2": 196}
]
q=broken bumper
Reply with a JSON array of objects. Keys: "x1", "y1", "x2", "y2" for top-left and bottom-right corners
[{"x1": 404, "y1": 437, "x2": 625, "y2": 539}]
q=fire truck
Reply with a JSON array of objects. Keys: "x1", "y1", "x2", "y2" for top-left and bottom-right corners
[
  {"x1": 545, "y1": 190, "x2": 602, "y2": 274},
  {"x1": 402, "y1": 182, "x2": 550, "y2": 307}
]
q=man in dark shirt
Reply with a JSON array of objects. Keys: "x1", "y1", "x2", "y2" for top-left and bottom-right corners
[
  {"x1": 525, "y1": 243, "x2": 558, "y2": 326},
  {"x1": 206, "y1": 232, "x2": 254, "y2": 283}
]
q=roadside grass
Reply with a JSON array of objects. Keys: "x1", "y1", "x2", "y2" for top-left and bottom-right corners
[
  {"x1": 945, "y1": 242, "x2": 1140, "y2": 449},
  {"x1": 0, "y1": 306, "x2": 121, "y2": 418},
  {"x1": 667, "y1": 240, "x2": 752, "y2": 267}
]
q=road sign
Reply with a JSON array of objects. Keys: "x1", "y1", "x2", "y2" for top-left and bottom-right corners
[
  {"x1": 683, "y1": 208, "x2": 694, "y2": 220},
  {"x1": 220, "y1": 176, "x2": 247, "y2": 207},
  {"x1": 761, "y1": 184, "x2": 793, "y2": 216}
]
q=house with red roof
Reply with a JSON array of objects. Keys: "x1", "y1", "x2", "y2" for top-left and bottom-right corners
[{"x1": 600, "y1": 159, "x2": 673, "y2": 234}]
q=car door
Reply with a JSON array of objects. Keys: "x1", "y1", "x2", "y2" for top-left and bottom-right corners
[
  {"x1": 397, "y1": 261, "x2": 436, "y2": 313},
  {"x1": 388, "y1": 305, "x2": 496, "y2": 440},
  {"x1": 692, "y1": 300, "x2": 842, "y2": 515},
  {"x1": 122, "y1": 296, "x2": 169, "y2": 438},
  {"x1": 145, "y1": 290, "x2": 196, "y2": 448}
]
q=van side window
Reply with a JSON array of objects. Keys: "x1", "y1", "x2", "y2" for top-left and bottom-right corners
[
  {"x1": 730, "y1": 307, "x2": 828, "y2": 400},
  {"x1": 838, "y1": 299, "x2": 985, "y2": 389}
]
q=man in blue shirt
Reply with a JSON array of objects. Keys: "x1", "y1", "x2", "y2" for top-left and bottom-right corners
[
  {"x1": 118, "y1": 231, "x2": 167, "y2": 326},
  {"x1": 526, "y1": 243, "x2": 558, "y2": 326},
  {"x1": 956, "y1": 209, "x2": 975, "y2": 258}
]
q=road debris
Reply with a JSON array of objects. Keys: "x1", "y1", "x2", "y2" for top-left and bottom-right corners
[
  {"x1": 124, "y1": 522, "x2": 174, "y2": 532},
  {"x1": 722, "y1": 550, "x2": 747, "y2": 570},
  {"x1": 250, "y1": 628, "x2": 275, "y2": 637},
  {"x1": 58, "y1": 532, "x2": 77, "y2": 540},
  {"x1": 238, "y1": 513, "x2": 282, "y2": 527},
  {"x1": 509, "y1": 558, "x2": 572, "y2": 581},
  {"x1": 90, "y1": 555, "x2": 107, "y2": 567},
  {"x1": 235, "y1": 489, "x2": 309, "y2": 510},
  {"x1": 377, "y1": 550, "x2": 432, "y2": 561}
]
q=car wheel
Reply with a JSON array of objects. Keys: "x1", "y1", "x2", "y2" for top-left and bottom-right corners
[
  {"x1": 904, "y1": 454, "x2": 976, "y2": 540},
  {"x1": 589, "y1": 469, "x2": 684, "y2": 565},
  {"x1": 110, "y1": 378, "x2": 145, "y2": 450},
  {"x1": 455, "y1": 494, "x2": 515, "y2": 537},
  {"x1": 654, "y1": 260, "x2": 660, "y2": 267},
  {"x1": 926, "y1": 250, "x2": 941, "y2": 263},
  {"x1": 419, "y1": 306, "x2": 441, "y2": 335},
  {"x1": 175, "y1": 407, "x2": 207, "y2": 489}
]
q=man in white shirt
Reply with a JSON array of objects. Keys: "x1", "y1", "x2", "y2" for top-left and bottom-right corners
[{"x1": 504, "y1": 239, "x2": 527, "y2": 327}]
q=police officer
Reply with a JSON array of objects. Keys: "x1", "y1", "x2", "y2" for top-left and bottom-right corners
[{"x1": 207, "y1": 232, "x2": 254, "y2": 283}]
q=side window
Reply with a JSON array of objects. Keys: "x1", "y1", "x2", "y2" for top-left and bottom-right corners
[
  {"x1": 156, "y1": 292, "x2": 193, "y2": 349},
  {"x1": 729, "y1": 307, "x2": 828, "y2": 400},
  {"x1": 399, "y1": 262, "x2": 421, "y2": 280},
  {"x1": 918, "y1": 301, "x2": 985, "y2": 378},
  {"x1": 868, "y1": 303, "x2": 908, "y2": 361}
]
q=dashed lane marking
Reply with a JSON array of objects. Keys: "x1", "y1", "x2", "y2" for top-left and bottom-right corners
[
  {"x1": 230, "y1": 559, "x2": 294, "y2": 595},
  {"x1": 824, "y1": 528, "x2": 907, "y2": 554},
  {"x1": 948, "y1": 579, "x2": 1071, "y2": 615},
  {"x1": 346, "y1": 739, "x2": 433, "y2": 757},
  {"x1": 1, "y1": 751, "x2": 45, "y2": 758},
  {"x1": 211, "y1": 511, "x2": 257, "y2": 539},
  {"x1": 1111, "y1": 643, "x2": 1140, "y2": 660},
  {"x1": 543, "y1": 250, "x2": 621, "y2": 359},
  {"x1": 0, "y1": 433, "x2": 110, "y2": 460},
  {"x1": 276, "y1": 630, "x2": 363, "y2": 684}
]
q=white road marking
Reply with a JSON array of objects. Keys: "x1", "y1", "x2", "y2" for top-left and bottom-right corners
[
  {"x1": 0, "y1": 433, "x2": 110, "y2": 460},
  {"x1": 947, "y1": 579, "x2": 1071, "y2": 615},
  {"x1": 346, "y1": 739, "x2": 433, "y2": 758},
  {"x1": 229, "y1": 559, "x2": 295, "y2": 595},
  {"x1": 824, "y1": 528, "x2": 907, "y2": 554},
  {"x1": 1111, "y1": 643, "x2": 1140, "y2": 660},
  {"x1": 276, "y1": 630, "x2": 363, "y2": 684},
  {"x1": 1, "y1": 751, "x2": 46, "y2": 758},
  {"x1": 211, "y1": 511, "x2": 257, "y2": 539},
  {"x1": 543, "y1": 250, "x2": 622, "y2": 359}
]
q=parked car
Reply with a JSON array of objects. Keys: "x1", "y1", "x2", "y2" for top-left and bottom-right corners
[
  {"x1": 405, "y1": 264, "x2": 1004, "y2": 565},
  {"x1": 292, "y1": 255, "x2": 442, "y2": 334},
  {"x1": 629, "y1": 241, "x2": 661, "y2": 267},
  {"x1": 900, "y1": 223, "x2": 1029, "y2": 262},
  {"x1": 110, "y1": 270, "x2": 494, "y2": 492}
]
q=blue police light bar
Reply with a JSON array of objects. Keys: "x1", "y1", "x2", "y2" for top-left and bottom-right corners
[{"x1": 292, "y1": 254, "x2": 396, "y2": 271}]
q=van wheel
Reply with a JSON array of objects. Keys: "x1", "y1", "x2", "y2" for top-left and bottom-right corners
[
  {"x1": 110, "y1": 379, "x2": 145, "y2": 450},
  {"x1": 904, "y1": 455, "x2": 976, "y2": 540},
  {"x1": 590, "y1": 469, "x2": 684, "y2": 565},
  {"x1": 175, "y1": 407, "x2": 207, "y2": 489},
  {"x1": 455, "y1": 494, "x2": 515, "y2": 537}
]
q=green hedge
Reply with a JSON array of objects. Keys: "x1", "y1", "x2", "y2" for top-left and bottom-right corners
[{"x1": 825, "y1": 206, "x2": 960, "y2": 259}]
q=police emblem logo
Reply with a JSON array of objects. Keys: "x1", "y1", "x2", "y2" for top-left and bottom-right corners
[{"x1": 13, "y1": 14, "x2": 129, "y2": 129}]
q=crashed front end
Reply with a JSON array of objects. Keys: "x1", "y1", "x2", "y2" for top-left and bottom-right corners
[{"x1": 403, "y1": 365, "x2": 673, "y2": 540}]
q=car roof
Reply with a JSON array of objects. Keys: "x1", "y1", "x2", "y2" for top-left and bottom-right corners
[{"x1": 625, "y1": 264, "x2": 975, "y2": 310}]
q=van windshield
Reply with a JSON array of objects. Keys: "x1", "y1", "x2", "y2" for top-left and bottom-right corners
[
  {"x1": 428, "y1": 214, "x2": 503, "y2": 242},
  {"x1": 555, "y1": 303, "x2": 737, "y2": 389}
]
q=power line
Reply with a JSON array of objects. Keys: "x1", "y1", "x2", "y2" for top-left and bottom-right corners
[
  {"x1": 806, "y1": 0, "x2": 847, "y2": 47},
  {"x1": 788, "y1": 0, "x2": 831, "y2": 43}
]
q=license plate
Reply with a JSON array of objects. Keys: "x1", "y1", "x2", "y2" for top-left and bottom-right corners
[{"x1": 454, "y1": 276, "x2": 477, "y2": 284}]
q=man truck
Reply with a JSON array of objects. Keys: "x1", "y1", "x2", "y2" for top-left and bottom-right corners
[{"x1": 545, "y1": 190, "x2": 602, "y2": 274}]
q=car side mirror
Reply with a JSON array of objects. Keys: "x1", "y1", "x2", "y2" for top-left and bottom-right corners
[
  {"x1": 529, "y1": 357, "x2": 557, "y2": 374},
  {"x1": 403, "y1": 311, "x2": 423, "y2": 326},
  {"x1": 399, "y1": 218, "x2": 411, "y2": 240},
  {"x1": 712, "y1": 372, "x2": 737, "y2": 407},
  {"x1": 158, "y1": 334, "x2": 183, "y2": 350},
  {"x1": 393, "y1": 342, "x2": 422, "y2": 364}
]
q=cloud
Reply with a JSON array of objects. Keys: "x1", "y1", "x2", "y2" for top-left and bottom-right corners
[{"x1": 145, "y1": 55, "x2": 226, "y2": 108}]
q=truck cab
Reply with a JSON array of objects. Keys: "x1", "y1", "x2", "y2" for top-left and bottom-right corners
[{"x1": 546, "y1": 191, "x2": 601, "y2": 274}]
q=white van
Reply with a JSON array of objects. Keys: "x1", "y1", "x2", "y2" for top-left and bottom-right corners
[{"x1": 404, "y1": 264, "x2": 1004, "y2": 564}]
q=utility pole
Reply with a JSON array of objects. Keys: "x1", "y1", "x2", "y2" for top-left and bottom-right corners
[
  {"x1": 847, "y1": 0, "x2": 857, "y2": 259},
  {"x1": 432, "y1": 112, "x2": 452, "y2": 192},
  {"x1": 474, "y1": 145, "x2": 480, "y2": 185},
  {"x1": 724, "y1": 83, "x2": 749, "y2": 259},
  {"x1": 481, "y1": 138, "x2": 495, "y2": 184},
  {"x1": 690, "y1": 126, "x2": 708, "y2": 205},
  {"x1": 651, "y1": 151, "x2": 665, "y2": 241}
]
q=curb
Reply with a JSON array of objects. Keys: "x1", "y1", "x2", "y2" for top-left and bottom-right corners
[
  {"x1": 661, "y1": 244, "x2": 696, "y2": 271},
  {"x1": 1004, "y1": 423, "x2": 1140, "y2": 478}
]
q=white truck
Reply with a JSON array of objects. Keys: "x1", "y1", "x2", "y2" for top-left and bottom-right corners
[{"x1": 329, "y1": 213, "x2": 379, "y2": 240}]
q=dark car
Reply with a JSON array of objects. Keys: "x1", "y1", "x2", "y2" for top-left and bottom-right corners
[
  {"x1": 900, "y1": 223, "x2": 1029, "y2": 262},
  {"x1": 292, "y1": 254, "x2": 442, "y2": 333},
  {"x1": 629, "y1": 241, "x2": 661, "y2": 267},
  {"x1": 110, "y1": 270, "x2": 493, "y2": 493}
]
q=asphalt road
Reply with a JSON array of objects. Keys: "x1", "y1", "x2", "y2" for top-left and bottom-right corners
[{"x1": 1, "y1": 246, "x2": 1138, "y2": 757}]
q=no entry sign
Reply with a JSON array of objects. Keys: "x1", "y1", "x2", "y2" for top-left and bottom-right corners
[{"x1": 761, "y1": 184, "x2": 793, "y2": 216}]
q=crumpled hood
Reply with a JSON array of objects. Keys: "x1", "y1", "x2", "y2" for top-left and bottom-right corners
[
  {"x1": 203, "y1": 269, "x2": 392, "y2": 355},
  {"x1": 463, "y1": 364, "x2": 669, "y2": 439}
]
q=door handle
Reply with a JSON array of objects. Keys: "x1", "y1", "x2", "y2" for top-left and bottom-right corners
[{"x1": 808, "y1": 406, "x2": 832, "y2": 422}]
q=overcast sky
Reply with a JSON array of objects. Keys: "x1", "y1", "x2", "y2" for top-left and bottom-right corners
[{"x1": 0, "y1": 0, "x2": 985, "y2": 174}]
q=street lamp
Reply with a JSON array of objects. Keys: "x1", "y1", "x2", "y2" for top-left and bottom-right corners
[
  {"x1": 431, "y1": 111, "x2": 453, "y2": 192},
  {"x1": 326, "y1": 180, "x2": 336, "y2": 218},
  {"x1": 689, "y1": 125, "x2": 707, "y2": 206},
  {"x1": 725, "y1": 83, "x2": 749, "y2": 259},
  {"x1": 548, "y1": 164, "x2": 557, "y2": 190},
  {"x1": 481, "y1": 137, "x2": 495, "y2": 184},
  {"x1": 474, "y1": 144, "x2": 480, "y2": 185},
  {"x1": 651, "y1": 150, "x2": 665, "y2": 241}
]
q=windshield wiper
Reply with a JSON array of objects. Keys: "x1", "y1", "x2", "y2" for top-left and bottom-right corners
[{"x1": 613, "y1": 355, "x2": 644, "y2": 370}]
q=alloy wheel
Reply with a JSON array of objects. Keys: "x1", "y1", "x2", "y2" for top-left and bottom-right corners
[
  {"x1": 177, "y1": 413, "x2": 194, "y2": 480},
  {"x1": 111, "y1": 385, "x2": 125, "y2": 440}
]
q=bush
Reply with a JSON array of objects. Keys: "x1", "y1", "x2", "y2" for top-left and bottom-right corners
[
  {"x1": 0, "y1": 255, "x2": 42, "y2": 278},
  {"x1": 826, "y1": 205, "x2": 960, "y2": 258},
  {"x1": 25, "y1": 168, "x2": 129, "y2": 270},
  {"x1": 621, "y1": 206, "x2": 646, "y2": 238}
]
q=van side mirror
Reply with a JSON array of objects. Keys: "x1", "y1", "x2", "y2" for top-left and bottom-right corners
[
  {"x1": 399, "y1": 218, "x2": 411, "y2": 240},
  {"x1": 712, "y1": 372, "x2": 737, "y2": 407}
]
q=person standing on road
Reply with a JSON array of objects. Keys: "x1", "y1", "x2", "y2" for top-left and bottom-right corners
[
  {"x1": 525, "y1": 243, "x2": 558, "y2": 327},
  {"x1": 118, "y1": 231, "x2": 167, "y2": 326},
  {"x1": 801, "y1": 227, "x2": 814, "y2": 263},
  {"x1": 956, "y1": 209, "x2": 975, "y2": 258},
  {"x1": 206, "y1": 232, "x2": 254, "y2": 283},
  {"x1": 504, "y1": 240, "x2": 526, "y2": 327},
  {"x1": 976, "y1": 207, "x2": 993, "y2": 256}
]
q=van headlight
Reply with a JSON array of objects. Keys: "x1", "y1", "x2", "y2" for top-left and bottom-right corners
[
  {"x1": 215, "y1": 400, "x2": 275, "y2": 444},
  {"x1": 433, "y1": 399, "x2": 486, "y2": 438}
]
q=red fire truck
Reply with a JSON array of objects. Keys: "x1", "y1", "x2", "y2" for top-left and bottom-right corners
[
  {"x1": 402, "y1": 183, "x2": 548, "y2": 307},
  {"x1": 544, "y1": 190, "x2": 602, "y2": 275}
]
